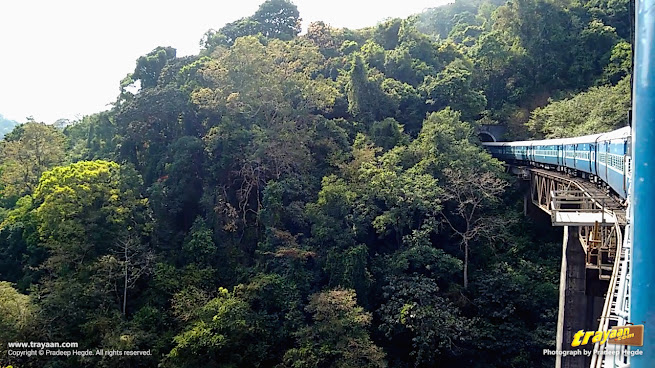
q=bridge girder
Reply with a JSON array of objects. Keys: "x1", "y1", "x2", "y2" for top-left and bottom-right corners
[{"x1": 527, "y1": 168, "x2": 626, "y2": 279}]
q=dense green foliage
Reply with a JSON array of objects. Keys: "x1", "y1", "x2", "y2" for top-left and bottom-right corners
[
  {"x1": 528, "y1": 75, "x2": 631, "y2": 138},
  {"x1": 0, "y1": 0, "x2": 630, "y2": 366}
]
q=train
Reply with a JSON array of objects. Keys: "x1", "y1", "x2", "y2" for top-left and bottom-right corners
[{"x1": 482, "y1": 126, "x2": 632, "y2": 198}]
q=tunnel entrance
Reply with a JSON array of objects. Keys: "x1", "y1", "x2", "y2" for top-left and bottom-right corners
[{"x1": 478, "y1": 132, "x2": 496, "y2": 142}]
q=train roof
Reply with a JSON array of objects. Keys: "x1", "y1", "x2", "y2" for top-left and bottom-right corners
[
  {"x1": 482, "y1": 126, "x2": 631, "y2": 146},
  {"x1": 598, "y1": 126, "x2": 631, "y2": 140}
]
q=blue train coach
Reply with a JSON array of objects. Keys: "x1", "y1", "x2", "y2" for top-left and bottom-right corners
[{"x1": 482, "y1": 126, "x2": 631, "y2": 198}]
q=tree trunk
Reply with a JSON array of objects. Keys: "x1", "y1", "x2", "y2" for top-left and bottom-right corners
[
  {"x1": 123, "y1": 246, "x2": 128, "y2": 316},
  {"x1": 464, "y1": 241, "x2": 469, "y2": 289}
]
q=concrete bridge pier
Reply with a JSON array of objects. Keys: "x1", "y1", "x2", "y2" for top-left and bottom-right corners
[
  {"x1": 556, "y1": 226, "x2": 588, "y2": 368},
  {"x1": 555, "y1": 227, "x2": 607, "y2": 368},
  {"x1": 509, "y1": 167, "x2": 626, "y2": 368}
]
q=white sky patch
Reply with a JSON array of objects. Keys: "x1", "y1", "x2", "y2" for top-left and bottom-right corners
[{"x1": 0, "y1": 0, "x2": 448, "y2": 124}]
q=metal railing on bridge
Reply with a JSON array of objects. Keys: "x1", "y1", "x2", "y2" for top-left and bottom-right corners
[
  {"x1": 590, "y1": 201, "x2": 632, "y2": 368},
  {"x1": 526, "y1": 166, "x2": 633, "y2": 367}
]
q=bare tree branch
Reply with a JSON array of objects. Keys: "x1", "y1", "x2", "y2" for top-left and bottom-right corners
[{"x1": 440, "y1": 168, "x2": 509, "y2": 288}]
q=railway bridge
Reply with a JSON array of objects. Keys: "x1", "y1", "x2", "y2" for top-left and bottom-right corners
[
  {"x1": 483, "y1": 2, "x2": 655, "y2": 363},
  {"x1": 508, "y1": 165, "x2": 630, "y2": 368}
]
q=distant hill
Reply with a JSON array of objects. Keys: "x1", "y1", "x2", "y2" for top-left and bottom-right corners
[{"x1": 0, "y1": 114, "x2": 19, "y2": 139}]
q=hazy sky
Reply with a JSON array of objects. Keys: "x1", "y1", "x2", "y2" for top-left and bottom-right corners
[{"x1": 0, "y1": 0, "x2": 448, "y2": 124}]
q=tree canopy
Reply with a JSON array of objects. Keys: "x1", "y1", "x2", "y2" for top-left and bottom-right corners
[{"x1": 0, "y1": 0, "x2": 626, "y2": 366}]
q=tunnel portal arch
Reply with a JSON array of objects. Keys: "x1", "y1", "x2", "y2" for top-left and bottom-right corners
[{"x1": 478, "y1": 131, "x2": 496, "y2": 142}]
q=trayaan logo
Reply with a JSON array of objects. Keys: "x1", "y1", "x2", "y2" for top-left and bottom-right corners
[{"x1": 571, "y1": 325, "x2": 644, "y2": 347}]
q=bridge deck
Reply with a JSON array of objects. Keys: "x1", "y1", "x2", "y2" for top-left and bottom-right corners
[{"x1": 552, "y1": 211, "x2": 618, "y2": 226}]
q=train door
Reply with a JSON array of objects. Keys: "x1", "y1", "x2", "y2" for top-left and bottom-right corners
[
  {"x1": 604, "y1": 140, "x2": 609, "y2": 183},
  {"x1": 587, "y1": 144, "x2": 593, "y2": 173},
  {"x1": 590, "y1": 144, "x2": 596, "y2": 175},
  {"x1": 624, "y1": 139, "x2": 630, "y2": 193},
  {"x1": 565, "y1": 144, "x2": 574, "y2": 169}
]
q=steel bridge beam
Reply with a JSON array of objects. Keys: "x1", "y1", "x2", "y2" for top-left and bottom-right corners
[{"x1": 528, "y1": 169, "x2": 626, "y2": 279}]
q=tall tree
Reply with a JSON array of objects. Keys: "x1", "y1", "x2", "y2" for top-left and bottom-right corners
[
  {"x1": 346, "y1": 55, "x2": 393, "y2": 123},
  {"x1": 252, "y1": 0, "x2": 302, "y2": 41},
  {"x1": 526, "y1": 76, "x2": 631, "y2": 138},
  {"x1": 96, "y1": 232, "x2": 154, "y2": 316},
  {"x1": 440, "y1": 168, "x2": 508, "y2": 288},
  {"x1": 201, "y1": 0, "x2": 301, "y2": 51},
  {"x1": 0, "y1": 281, "x2": 37, "y2": 342},
  {"x1": 34, "y1": 160, "x2": 149, "y2": 273},
  {"x1": 131, "y1": 46, "x2": 177, "y2": 89},
  {"x1": 378, "y1": 275, "x2": 470, "y2": 367},
  {"x1": 282, "y1": 289, "x2": 386, "y2": 368},
  {"x1": 0, "y1": 121, "x2": 66, "y2": 198},
  {"x1": 32, "y1": 160, "x2": 151, "y2": 342},
  {"x1": 420, "y1": 58, "x2": 487, "y2": 119}
]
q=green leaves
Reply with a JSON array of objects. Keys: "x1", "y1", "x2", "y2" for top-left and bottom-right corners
[
  {"x1": 346, "y1": 55, "x2": 394, "y2": 123},
  {"x1": 374, "y1": 244, "x2": 462, "y2": 284},
  {"x1": 167, "y1": 289, "x2": 253, "y2": 367},
  {"x1": 33, "y1": 161, "x2": 149, "y2": 275},
  {"x1": 202, "y1": 0, "x2": 301, "y2": 51},
  {"x1": 133, "y1": 46, "x2": 177, "y2": 89},
  {"x1": 183, "y1": 217, "x2": 217, "y2": 264},
  {"x1": 252, "y1": 0, "x2": 302, "y2": 41},
  {"x1": 420, "y1": 59, "x2": 486, "y2": 119},
  {"x1": 600, "y1": 41, "x2": 632, "y2": 85},
  {"x1": 411, "y1": 108, "x2": 502, "y2": 176},
  {"x1": 0, "y1": 1, "x2": 618, "y2": 366},
  {"x1": 378, "y1": 275, "x2": 470, "y2": 367},
  {"x1": 0, "y1": 121, "x2": 66, "y2": 199},
  {"x1": 0, "y1": 281, "x2": 36, "y2": 342},
  {"x1": 167, "y1": 276, "x2": 301, "y2": 368},
  {"x1": 282, "y1": 289, "x2": 386, "y2": 368},
  {"x1": 195, "y1": 37, "x2": 337, "y2": 120},
  {"x1": 527, "y1": 76, "x2": 630, "y2": 138}
]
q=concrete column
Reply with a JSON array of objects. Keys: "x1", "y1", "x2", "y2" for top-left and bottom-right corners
[{"x1": 555, "y1": 226, "x2": 588, "y2": 368}]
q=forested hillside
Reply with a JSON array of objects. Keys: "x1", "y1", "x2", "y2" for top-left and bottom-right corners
[{"x1": 0, "y1": 0, "x2": 630, "y2": 367}]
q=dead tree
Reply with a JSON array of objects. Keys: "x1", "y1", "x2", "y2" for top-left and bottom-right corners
[
  {"x1": 441, "y1": 168, "x2": 509, "y2": 289},
  {"x1": 115, "y1": 233, "x2": 154, "y2": 316}
]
